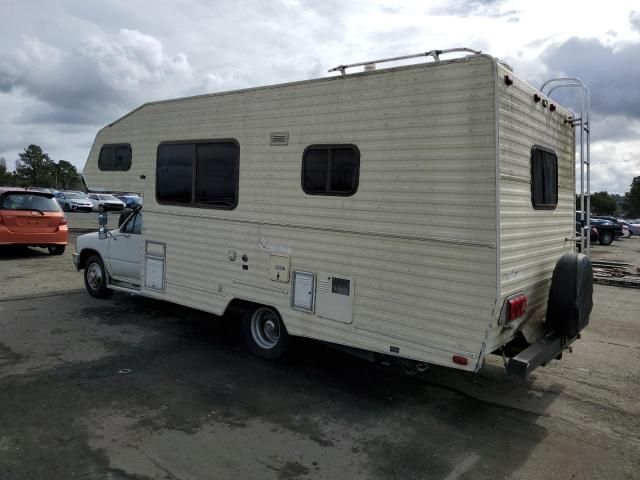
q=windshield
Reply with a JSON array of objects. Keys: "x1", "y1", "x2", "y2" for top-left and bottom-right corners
[
  {"x1": 66, "y1": 192, "x2": 86, "y2": 199},
  {"x1": 100, "y1": 195, "x2": 118, "y2": 200},
  {"x1": 0, "y1": 193, "x2": 61, "y2": 212}
]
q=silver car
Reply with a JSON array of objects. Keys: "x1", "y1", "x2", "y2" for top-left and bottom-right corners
[
  {"x1": 86, "y1": 193, "x2": 126, "y2": 212},
  {"x1": 55, "y1": 191, "x2": 94, "y2": 212}
]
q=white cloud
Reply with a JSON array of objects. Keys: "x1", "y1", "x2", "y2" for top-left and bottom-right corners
[{"x1": 0, "y1": 0, "x2": 638, "y2": 195}]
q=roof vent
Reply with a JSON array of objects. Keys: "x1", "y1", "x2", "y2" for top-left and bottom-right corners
[{"x1": 270, "y1": 132, "x2": 289, "y2": 146}]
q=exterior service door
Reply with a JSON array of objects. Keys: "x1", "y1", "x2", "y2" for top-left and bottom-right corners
[{"x1": 108, "y1": 212, "x2": 142, "y2": 283}]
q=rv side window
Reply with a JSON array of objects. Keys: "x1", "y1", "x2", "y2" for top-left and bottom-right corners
[
  {"x1": 156, "y1": 140, "x2": 239, "y2": 209},
  {"x1": 98, "y1": 144, "x2": 132, "y2": 171},
  {"x1": 302, "y1": 145, "x2": 359, "y2": 196},
  {"x1": 531, "y1": 146, "x2": 558, "y2": 209}
]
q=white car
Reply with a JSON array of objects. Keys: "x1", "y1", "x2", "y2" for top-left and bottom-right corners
[
  {"x1": 73, "y1": 209, "x2": 142, "y2": 295},
  {"x1": 87, "y1": 193, "x2": 126, "y2": 212},
  {"x1": 54, "y1": 191, "x2": 94, "y2": 212}
]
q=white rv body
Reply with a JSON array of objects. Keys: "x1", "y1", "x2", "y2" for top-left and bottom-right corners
[{"x1": 81, "y1": 54, "x2": 575, "y2": 372}]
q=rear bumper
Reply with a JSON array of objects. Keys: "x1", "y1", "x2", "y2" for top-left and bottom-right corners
[
  {"x1": 0, "y1": 227, "x2": 68, "y2": 246},
  {"x1": 506, "y1": 332, "x2": 579, "y2": 378}
]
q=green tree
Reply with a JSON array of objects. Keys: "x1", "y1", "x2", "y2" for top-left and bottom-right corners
[
  {"x1": 55, "y1": 160, "x2": 81, "y2": 190},
  {"x1": 589, "y1": 191, "x2": 618, "y2": 216},
  {"x1": 0, "y1": 157, "x2": 13, "y2": 185},
  {"x1": 623, "y1": 177, "x2": 640, "y2": 217},
  {"x1": 15, "y1": 145, "x2": 56, "y2": 187}
]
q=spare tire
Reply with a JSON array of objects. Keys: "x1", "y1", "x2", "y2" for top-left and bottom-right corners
[{"x1": 545, "y1": 253, "x2": 593, "y2": 338}]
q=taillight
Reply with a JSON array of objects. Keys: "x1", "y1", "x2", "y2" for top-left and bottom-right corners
[
  {"x1": 0, "y1": 214, "x2": 3, "y2": 225},
  {"x1": 59, "y1": 216, "x2": 68, "y2": 226},
  {"x1": 507, "y1": 295, "x2": 527, "y2": 322},
  {"x1": 452, "y1": 355, "x2": 468, "y2": 366}
]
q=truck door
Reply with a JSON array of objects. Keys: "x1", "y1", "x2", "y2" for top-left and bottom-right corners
[{"x1": 108, "y1": 211, "x2": 142, "y2": 284}]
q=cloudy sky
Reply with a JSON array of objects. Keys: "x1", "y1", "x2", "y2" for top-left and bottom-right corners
[{"x1": 1, "y1": 0, "x2": 639, "y2": 193}]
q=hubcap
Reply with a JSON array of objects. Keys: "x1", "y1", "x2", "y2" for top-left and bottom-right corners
[
  {"x1": 250, "y1": 308, "x2": 281, "y2": 349},
  {"x1": 86, "y1": 263, "x2": 103, "y2": 290}
]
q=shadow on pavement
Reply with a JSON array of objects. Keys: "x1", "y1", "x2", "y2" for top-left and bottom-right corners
[{"x1": 0, "y1": 246, "x2": 51, "y2": 259}]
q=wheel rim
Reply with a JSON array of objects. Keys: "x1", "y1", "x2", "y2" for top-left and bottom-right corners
[
  {"x1": 250, "y1": 308, "x2": 281, "y2": 349},
  {"x1": 86, "y1": 262, "x2": 103, "y2": 290}
]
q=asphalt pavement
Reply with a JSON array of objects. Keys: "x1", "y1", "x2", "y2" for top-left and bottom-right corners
[{"x1": 0, "y1": 235, "x2": 639, "y2": 479}]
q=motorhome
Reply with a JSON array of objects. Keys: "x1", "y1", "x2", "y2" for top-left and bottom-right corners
[{"x1": 74, "y1": 49, "x2": 593, "y2": 377}]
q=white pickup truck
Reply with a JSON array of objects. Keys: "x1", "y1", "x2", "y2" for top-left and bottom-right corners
[{"x1": 73, "y1": 209, "x2": 143, "y2": 297}]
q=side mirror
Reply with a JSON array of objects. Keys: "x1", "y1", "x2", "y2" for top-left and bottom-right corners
[
  {"x1": 98, "y1": 213, "x2": 108, "y2": 226},
  {"x1": 98, "y1": 225, "x2": 107, "y2": 240}
]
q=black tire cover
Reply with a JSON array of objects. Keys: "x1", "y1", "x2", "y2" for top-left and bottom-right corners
[{"x1": 545, "y1": 253, "x2": 593, "y2": 337}]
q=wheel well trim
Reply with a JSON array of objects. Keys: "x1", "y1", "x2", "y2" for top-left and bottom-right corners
[{"x1": 78, "y1": 249, "x2": 104, "y2": 271}]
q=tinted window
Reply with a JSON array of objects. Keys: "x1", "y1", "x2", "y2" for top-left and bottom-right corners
[
  {"x1": 0, "y1": 194, "x2": 61, "y2": 212},
  {"x1": 302, "y1": 145, "x2": 359, "y2": 196},
  {"x1": 195, "y1": 142, "x2": 238, "y2": 208},
  {"x1": 303, "y1": 149, "x2": 329, "y2": 192},
  {"x1": 121, "y1": 213, "x2": 142, "y2": 234},
  {"x1": 156, "y1": 140, "x2": 239, "y2": 209},
  {"x1": 157, "y1": 144, "x2": 194, "y2": 204},
  {"x1": 99, "y1": 144, "x2": 132, "y2": 171},
  {"x1": 132, "y1": 213, "x2": 142, "y2": 234},
  {"x1": 531, "y1": 146, "x2": 558, "y2": 209}
]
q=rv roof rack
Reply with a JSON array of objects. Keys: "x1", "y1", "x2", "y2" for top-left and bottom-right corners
[{"x1": 328, "y1": 48, "x2": 482, "y2": 75}]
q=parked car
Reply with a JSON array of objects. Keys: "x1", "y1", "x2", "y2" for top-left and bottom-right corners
[
  {"x1": 576, "y1": 222, "x2": 598, "y2": 241},
  {"x1": 618, "y1": 220, "x2": 640, "y2": 236},
  {"x1": 0, "y1": 187, "x2": 68, "y2": 254},
  {"x1": 86, "y1": 193, "x2": 126, "y2": 212},
  {"x1": 589, "y1": 218, "x2": 623, "y2": 245},
  {"x1": 117, "y1": 194, "x2": 143, "y2": 208},
  {"x1": 575, "y1": 222, "x2": 598, "y2": 252},
  {"x1": 54, "y1": 191, "x2": 94, "y2": 212},
  {"x1": 26, "y1": 187, "x2": 56, "y2": 194},
  {"x1": 592, "y1": 215, "x2": 618, "y2": 223}
]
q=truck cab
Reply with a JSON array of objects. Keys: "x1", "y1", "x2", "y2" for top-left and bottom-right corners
[{"x1": 73, "y1": 209, "x2": 143, "y2": 295}]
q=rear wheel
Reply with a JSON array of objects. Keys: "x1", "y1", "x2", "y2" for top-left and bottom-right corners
[
  {"x1": 84, "y1": 255, "x2": 111, "y2": 298},
  {"x1": 599, "y1": 231, "x2": 613, "y2": 245},
  {"x1": 98, "y1": 204, "x2": 106, "y2": 213},
  {"x1": 63, "y1": 203, "x2": 70, "y2": 212},
  {"x1": 242, "y1": 305, "x2": 290, "y2": 360},
  {"x1": 48, "y1": 245, "x2": 65, "y2": 255}
]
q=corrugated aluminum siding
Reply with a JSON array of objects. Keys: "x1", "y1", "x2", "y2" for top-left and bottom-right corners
[
  {"x1": 83, "y1": 55, "x2": 499, "y2": 370},
  {"x1": 487, "y1": 64, "x2": 576, "y2": 351}
]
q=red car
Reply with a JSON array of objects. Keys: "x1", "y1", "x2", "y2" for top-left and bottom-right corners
[{"x1": 0, "y1": 188, "x2": 68, "y2": 254}]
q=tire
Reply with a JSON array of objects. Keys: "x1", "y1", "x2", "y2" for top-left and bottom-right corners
[
  {"x1": 242, "y1": 305, "x2": 290, "y2": 360},
  {"x1": 48, "y1": 245, "x2": 65, "y2": 255},
  {"x1": 84, "y1": 255, "x2": 112, "y2": 298},
  {"x1": 598, "y1": 230, "x2": 613, "y2": 245},
  {"x1": 63, "y1": 203, "x2": 70, "y2": 212},
  {"x1": 98, "y1": 204, "x2": 106, "y2": 213},
  {"x1": 545, "y1": 253, "x2": 593, "y2": 338}
]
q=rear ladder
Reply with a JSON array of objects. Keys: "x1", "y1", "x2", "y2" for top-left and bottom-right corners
[{"x1": 540, "y1": 78, "x2": 591, "y2": 255}]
